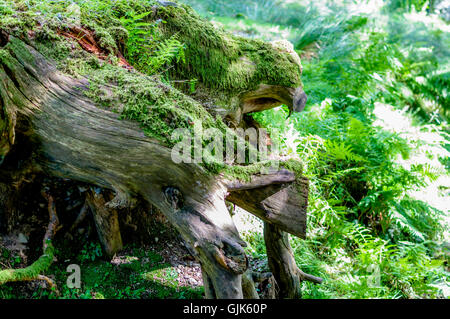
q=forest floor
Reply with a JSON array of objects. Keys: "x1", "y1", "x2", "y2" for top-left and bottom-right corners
[
  {"x1": 0, "y1": 206, "x2": 267, "y2": 299},
  {"x1": 0, "y1": 231, "x2": 205, "y2": 299}
]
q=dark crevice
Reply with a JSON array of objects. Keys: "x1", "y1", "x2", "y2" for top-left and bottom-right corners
[
  {"x1": 0, "y1": 30, "x2": 9, "y2": 47},
  {"x1": 1, "y1": 62, "x2": 21, "y2": 89},
  {"x1": 0, "y1": 91, "x2": 4, "y2": 114},
  {"x1": 250, "y1": 97, "x2": 280, "y2": 106}
]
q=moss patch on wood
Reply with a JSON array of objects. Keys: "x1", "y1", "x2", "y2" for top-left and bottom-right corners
[
  {"x1": 0, "y1": 242, "x2": 55, "y2": 284},
  {"x1": 156, "y1": 3, "x2": 303, "y2": 93},
  {"x1": 0, "y1": 0, "x2": 304, "y2": 178}
]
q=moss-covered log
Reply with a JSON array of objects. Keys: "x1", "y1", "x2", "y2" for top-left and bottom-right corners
[{"x1": 0, "y1": 0, "x2": 315, "y2": 298}]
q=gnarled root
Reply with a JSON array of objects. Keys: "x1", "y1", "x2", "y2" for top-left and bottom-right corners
[
  {"x1": 0, "y1": 191, "x2": 60, "y2": 294},
  {"x1": 264, "y1": 222, "x2": 322, "y2": 299}
]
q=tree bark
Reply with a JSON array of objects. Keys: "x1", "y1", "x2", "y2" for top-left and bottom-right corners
[
  {"x1": 0, "y1": 35, "x2": 314, "y2": 298},
  {"x1": 227, "y1": 176, "x2": 308, "y2": 238},
  {"x1": 86, "y1": 189, "x2": 123, "y2": 258},
  {"x1": 241, "y1": 270, "x2": 260, "y2": 299},
  {"x1": 264, "y1": 222, "x2": 322, "y2": 299}
]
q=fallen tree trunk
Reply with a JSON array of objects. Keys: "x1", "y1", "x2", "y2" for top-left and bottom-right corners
[
  {"x1": 0, "y1": 0, "x2": 323, "y2": 298},
  {"x1": 0, "y1": 36, "x2": 314, "y2": 298}
]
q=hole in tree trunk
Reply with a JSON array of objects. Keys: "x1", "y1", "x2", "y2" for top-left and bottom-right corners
[{"x1": 250, "y1": 97, "x2": 280, "y2": 106}]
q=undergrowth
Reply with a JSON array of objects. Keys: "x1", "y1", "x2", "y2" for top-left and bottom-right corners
[
  {"x1": 0, "y1": 242, "x2": 203, "y2": 299},
  {"x1": 184, "y1": 0, "x2": 450, "y2": 299}
]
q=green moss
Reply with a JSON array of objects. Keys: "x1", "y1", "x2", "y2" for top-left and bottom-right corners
[
  {"x1": 79, "y1": 61, "x2": 266, "y2": 172},
  {"x1": 0, "y1": 48, "x2": 8, "y2": 63},
  {"x1": 221, "y1": 160, "x2": 273, "y2": 181},
  {"x1": 1, "y1": 1, "x2": 302, "y2": 94},
  {"x1": 82, "y1": 63, "x2": 220, "y2": 145},
  {"x1": 0, "y1": 242, "x2": 55, "y2": 284},
  {"x1": 221, "y1": 158, "x2": 304, "y2": 182},
  {"x1": 156, "y1": 3, "x2": 303, "y2": 94},
  {"x1": 0, "y1": 0, "x2": 305, "y2": 179},
  {"x1": 280, "y1": 158, "x2": 304, "y2": 177}
]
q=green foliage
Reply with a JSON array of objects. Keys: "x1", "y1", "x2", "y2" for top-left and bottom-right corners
[
  {"x1": 386, "y1": 0, "x2": 429, "y2": 12},
  {"x1": 188, "y1": 0, "x2": 449, "y2": 299},
  {"x1": 253, "y1": 97, "x2": 448, "y2": 298},
  {"x1": 78, "y1": 242, "x2": 103, "y2": 263},
  {"x1": 119, "y1": 12, "x2": 186, "y2": 75},
  {"x1": 0, "y1": 243, "x2": 204, "y2": 299}
]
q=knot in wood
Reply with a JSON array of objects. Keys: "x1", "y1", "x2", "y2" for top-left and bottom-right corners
[{"x1": 163, "y1": 186, "x2": 184, "y2": 210}]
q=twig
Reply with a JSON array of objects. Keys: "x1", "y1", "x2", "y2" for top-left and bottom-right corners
[{"x1": 68, "y1": 201, "x2": 89, "y2": 233}]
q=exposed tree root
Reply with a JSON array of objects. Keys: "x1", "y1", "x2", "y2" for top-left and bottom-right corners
[
  {"x1": 86, "y1": 189, "x2": 123, "y2": 258},
  {"x1": 0, "y1": 191, "x2": 60, "y2": 294},
  {"x1": 264, "y1": 222, "x2": 323, "y2": 299},
  {"x1": 242, "y1": 270, "x2": 261, "y2": 299}
]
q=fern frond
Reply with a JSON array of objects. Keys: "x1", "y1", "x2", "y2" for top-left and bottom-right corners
[{"x1": 148, "y1": 35, "x2": 186, "y2": 74}]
